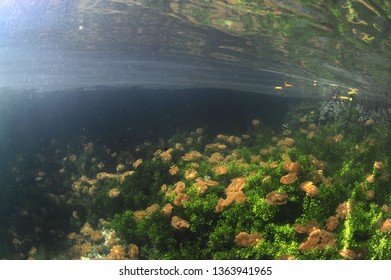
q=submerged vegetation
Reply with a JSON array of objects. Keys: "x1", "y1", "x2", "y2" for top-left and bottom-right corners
[{"x1": 1, "y1": 93, "x2": 390, "y2": 260}]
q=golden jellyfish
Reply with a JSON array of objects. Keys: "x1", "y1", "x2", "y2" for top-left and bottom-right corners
[
  {"x1": 289, "y1": 162, "x2": 302, "y2": 173},
  {"x1": 185, "y1": 168, "x2": 198, "y2": 180},
  {"x1": 374, "y1": 161, "x2": 383, "y2": 170},
  {"x1": 122, "y1": 170, "x2": 135, "y2": 177},
  {"x1": 379, "y1": 219, "x2": 391, "y2": 233},
  {"x1": 282, "y1": 137, "x2": 295, "y2": 146},
  {"x1": 366, "y1": 174, "x2": 375, "y2": 184},
  {"x1": 72, "y1": 211, "x2": 79, "y2": 219},
  {"x1": 305, "y1": 220, "x2": 319, "y2": 233},
  {"x1": 336, "y1": 202, "x2": 352, "y2": 220},
  {"x1": 209, "y1": 152, "x2": 224, "y2": 164},
  {"x1": 160, "y1": 149, "x2": 173, "y2": 162},
  {"x1": 364, "y1": 119, "x2": 375, "y2": 126},
  {"x1": 174, "y1": 181, "x2": 186, "y2": 194},
  {"x1": 215, "y1": 191, "x2": 247, "y2": 213},
  {"x1": 145, "y1": 204, "x2": 159, "y2": 216},
  {"x1": 280, "y1": 173, "x2": 298, "y2": 184},
  {"x1": 326, "y1": 216, "x2": 339, "y2": 231},
  {"x1": 300, "y1": 128, "x2": 309, "y2": 134},
  {"x1": 162, "y1": 203, "x2": 173, "y2": 217},
  {"x1": 293, "y1": 223, "x2": 307, "y2": 234},
  {"x1": 182, "y1": 151, "x2": 202, "y2": 161},
  {"x1": 195, "y1": 179, "x2": 208, "y2": 195},
  {"x1": 200, "y1": 178, "x2": 218, "y2": 187},
  {"x1": 133, "y1": 159, "x2": 143, "y2": 169},
  {"x1": 107, "y1": 245, "x2": 126, "y2": 260},
  {"x1": 80, "y1": 222, "x2": 94, "y2": 237},
  {"x1": 171, "y1": 216, "x2": 190, "y2": 230},
  {"x1": 262, "y1": 175, "x2": 271, "y2": 184},
  {"x1": 259, "y1": 161, "x2": 268, "y2": 168},
  {"x1": 265, "y1": 191, "x2": 288, "y2": 206},
  {"x1": 173, "y1": 193, "x2": 189, "y2": 207},
  {"x1": 381, "y1": 204, "x2": 390, "y2": 213},
  {"x1": 234, "y1": 232, "x2": 262, "y2": 247},
  {"x1": 277, "y1": 255, "x2": 295, "y2": 260},
  {"x1": 250, "y1": 155, "x2": 260, "y2": 163},
  {"x1": 298, "y1": 229, "x2": 336, "y2": 253},
  {"x1": 128, "y1": 244, "x2": 139, "y2": 259},
  {"x1": 116, "y1": 164, "x2": 125, "y2": 172},
  {"x1": 134, "y1": 210, "x2": 146, "y2": 221},
  {"x1": 339, "y1": 248, "x2": 357, "y2": 259},
  {"x1": 153, "y1": 149, "x2": 162, "y2": 157},
  {"x1": 308, "y1": 155, "x2": 326, "y2": 170},
  {"x1": 225, "y1": 177, "x2": 247, "y2": 193},
  {"x1": 260, "y1": 148, "x2": 272, "y2": 155},
  {"x1": 96, "y1": 172, "x2": 115, "y2": 180},
  {"x1": 365, "y1": 189, "x2": 375, "y2": 200},
  {"x1": 307, "y1": 123, "x2": 317, "y2": 131},
  {"x1": 299, "y1": 181, "x2": 318, "y2": 197},
  {"x1": 90, "y1": 230, "x2": 103, "y2": 242},
  {"x1": 251, "y1": 119, "x2": 260, "y2": 126},
  {"x1": 186, "y1": 137, "x2": 193, "y2": 145},
  {"x1": 196, "y1": 127, "x2": 204, "y2": 135},
  {"x1": 160, "y1": 184, "x2": 168, "y2": 193},
  {"x1": 230, "y1": 136, "x2": 242, "y2": 144},
  {"x1": 283, "y1": 129, "x2": 292, "y2": 136},
  {"x1": 169, "y1": 165, "x2": 179, "y2": 175},
  {"x1": 213, "y1": 166, "x2": 228, "y2": 175},
  {"x1": 190, "y1": 162, "x2": 200, "y2": 168},
  {"x1": 108, "y1": 188, "x2": 120, "y2": 198},
  {"x1": 88, "y1": 186, "x2": 98, "y2": 198},
  {"x1": 81, "y1": 242, "x2": 92, "y2": 257},
  {"x1": 307, "y1": 131, "x2": 315, "y2": 139},
  {"x1": 175, "y1": 143, "x2": 184, "y2": 151},
  {"x1": 215, "y1": 177, "x2": 247, "y2": 212},
  {"x1": 309, "y1": 170, "x2": 324, "y2": 184}
]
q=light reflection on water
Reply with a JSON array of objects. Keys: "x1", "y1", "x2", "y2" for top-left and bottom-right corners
[{"x1": 0, "y1": 0, "x2": 390, "y2": 99}]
